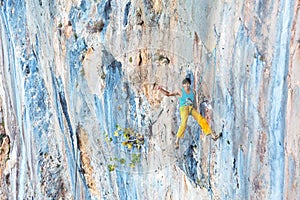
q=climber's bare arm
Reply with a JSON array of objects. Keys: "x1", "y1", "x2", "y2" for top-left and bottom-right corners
[
  {"x1": 157, "y1": 86, "x2": 181, "y2": 97},
  {"x1": 193, "y1": 89, "x2": 198, "y2": 110}
]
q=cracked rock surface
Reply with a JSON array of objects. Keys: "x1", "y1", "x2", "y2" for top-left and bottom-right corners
[{"x1": 0, "y1": 0, "x2": 299, "y2": 199}]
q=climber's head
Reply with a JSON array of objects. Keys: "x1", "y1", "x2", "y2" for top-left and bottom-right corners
[
  {"x1": 182, "y1": 78, "x2": 191, "y2": 86},
  {"x1": 182, "y1": 78, "x2": 191, "y2": 91}
]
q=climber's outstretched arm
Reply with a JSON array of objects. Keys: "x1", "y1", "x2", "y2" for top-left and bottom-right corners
[
  {"x1": 157, "y1": 86, "x2": 181, "y2": 97},
  {"x1": 193, "y1": 89, "x2": 198, "y2": 110}
]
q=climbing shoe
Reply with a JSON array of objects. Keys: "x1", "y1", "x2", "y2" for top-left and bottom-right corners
[{"x1": 212, "y1": 131, "x2": 222, "y2": 141}]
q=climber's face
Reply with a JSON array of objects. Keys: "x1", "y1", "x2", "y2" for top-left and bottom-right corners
[{"x1": 183, "y1": 82, "x2": 190, "y2": 90}]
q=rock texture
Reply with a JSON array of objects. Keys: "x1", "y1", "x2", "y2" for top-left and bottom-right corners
[{"x1": 0, "y1": 0, "x2": 299, "y2": 199}]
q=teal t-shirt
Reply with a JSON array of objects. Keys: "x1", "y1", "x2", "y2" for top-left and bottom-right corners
[{"x1": 179, "y1": 88, "x2": 195, "y2": 107}]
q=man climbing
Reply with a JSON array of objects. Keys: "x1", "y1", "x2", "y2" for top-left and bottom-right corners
[{"x1": 156, "y1": 77, "x2": 221, "y2": 148}]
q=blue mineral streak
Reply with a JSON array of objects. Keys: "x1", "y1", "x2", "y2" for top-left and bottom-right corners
[
  {"x1": 1, "y1": 1, "x2": 30, "y2": 199},
  {"x1": 102, "y1": 60, "x2": 122, "y2": 136},
  {"x1": 0, "y1": 0, "x2": 91, "y2": 198},
  {"x1": 123, "y1": 1, "x2": 131, "y2": 27},
  {"x1": 268, "y1": 0, "x2": 293, "y2": 198}
]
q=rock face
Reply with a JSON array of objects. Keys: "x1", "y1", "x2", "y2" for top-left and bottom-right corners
[{"x1": 0, "y1": 0, "x2": 299, "y2": 199}]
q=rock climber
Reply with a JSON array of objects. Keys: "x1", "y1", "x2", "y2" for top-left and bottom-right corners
[{"x1": 156, "y1": 77, "x2": 221, "y2": 148}]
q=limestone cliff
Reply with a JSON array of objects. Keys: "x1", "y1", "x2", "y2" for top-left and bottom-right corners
[{"x1": 0, "y1": 0, "x2": 299, "y2": 199}]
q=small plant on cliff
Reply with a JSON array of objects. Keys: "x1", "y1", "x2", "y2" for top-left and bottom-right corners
[
  {"x1": 116, "y1": 126, "x2": 144, "y2": 150},
  {"x1": 57, "y1": 22, "x2": 63, "y2": 29},
  {"x1": 108, "y1": 164, "x2": 116, "y2": 172},
  {"x1": 104, "y1": 125, "x2": 144, "y2": 172},
  {"x1": 130, "y1": 153, "x2": 141, "y2": 168},
  {"x1": 103, "y1": 132, "x2": 113, "y2": 143}
]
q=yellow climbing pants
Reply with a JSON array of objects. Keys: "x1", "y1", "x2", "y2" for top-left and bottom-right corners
[{"x1": 176, "y1": 106, "x2": 212, "y2": 138}]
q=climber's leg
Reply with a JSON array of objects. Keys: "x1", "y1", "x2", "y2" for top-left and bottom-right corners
[
  {"x1": 190, "y1": 108, "x2": 212, "y2": 135},
  {"x1": 176, "y1": 106, "x2": 189, "y2": 139}
]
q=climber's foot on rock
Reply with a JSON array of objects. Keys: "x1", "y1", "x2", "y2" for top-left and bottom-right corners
[
  {"x1": 174, "y1": 139, "x2": 179, "y2": 149},
  {"x1": 212, "y1": 131, "x2": 222, "y2": 141}
]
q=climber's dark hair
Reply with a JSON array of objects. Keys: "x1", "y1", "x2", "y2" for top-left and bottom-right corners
[{"x1": 182, "y1": 78, "x2": 191, "y2": 85}]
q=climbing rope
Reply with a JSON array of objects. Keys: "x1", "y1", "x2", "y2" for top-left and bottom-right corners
[{"x1": 207, "y1": 47, "x2": 214, "y2": 197}]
